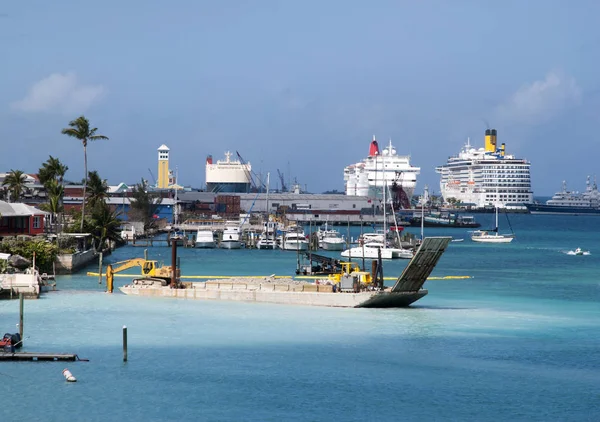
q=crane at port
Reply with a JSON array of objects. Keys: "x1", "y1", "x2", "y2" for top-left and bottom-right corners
[
  {"x1": 147, "y1": 168, "x2": 157, "y2": 187},
  {"x1": 277, "y1": 169, "x2": 287, "y2": 192},
  {"x1": 236, "y1": 151, "x2": 266, "y2": 192}
]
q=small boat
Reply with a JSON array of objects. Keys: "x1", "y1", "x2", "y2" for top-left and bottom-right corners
[
  {"x1": 568, "y1": 247, "x2": 590, "y2": 256},
  {"x1": 169, "y1": 230, "x2": 187, "y2": 247},
  {"x1": 220, "y1": 223, "x2": 242, "y2": 249},
  {"x1": 317, "y1": 223, "x2": 346, "y2": 251},
  {"x1": 471, "y1": 206, "x2": 514, "y2": 243},
  {"x1": 195, "y1": 230, "x2": 216, "y2": 248},
  {"x1": 257, "y1": 221, "x2": 278, "y2": 250},
  {"x1": 341, "y1": 241, "x2": 413, "y2": 260},
  {"x1": 0, "y1": 332, "x2": 22, "y2": 353},
  {"x1": 280, "y1": 227, "x2": 309, "y2": 251}
]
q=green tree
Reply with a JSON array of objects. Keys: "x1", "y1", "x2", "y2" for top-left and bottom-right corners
[
  {"x1": 38, "y1": 156, "x2": 69, "y2": 233},
  {"x1": 38, "y1": 155, "x2": 68, "y2": 187},
  {"x1": 2, "y1": 169, "x2": 28, "y2": 202},
  {"x1": 86, "y1": 202, "x2": 122, "y2": 252},
  {"x1": 86, "y1": 170, "x2": 109, "y2": 209},
  {"x1": 61, "y1": 116, "x2": 109, "y2": 232},
  {"x1": 129, "y1": 179, "x2": 162, "y2": 235}
]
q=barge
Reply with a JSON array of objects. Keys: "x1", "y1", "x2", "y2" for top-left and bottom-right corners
[{"x1": 119, "y1": 237, "x2": 452, "y2": 308}]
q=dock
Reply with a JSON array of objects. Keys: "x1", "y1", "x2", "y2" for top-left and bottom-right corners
[{"x1": 0, "y1": 352, "x2": 83, "y2": 361}]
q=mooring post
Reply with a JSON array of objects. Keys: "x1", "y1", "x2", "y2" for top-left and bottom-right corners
[
  {"x1": 98, "y1": 252, "x2": 103, "y2": 285},
  {"x1": 170, "y1": 240, "x2": 177, "y2": 288},
  {"x1": 19, "y1": 293, "x2": 24, "y2": 341},
  {"x1": 123, "y1": 325, "x2": 128, "y2": 362}
]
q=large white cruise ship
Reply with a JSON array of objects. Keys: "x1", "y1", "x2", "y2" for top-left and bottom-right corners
[
  {"x1": 205, "y1": 151, "x2": 252, "y2": 193},
  {"x1": 344, "y1": 136, "x2": 420, "y2": 208},
  {"x1": 435, "y1": 129, "x2": 533, "y2": 208}
]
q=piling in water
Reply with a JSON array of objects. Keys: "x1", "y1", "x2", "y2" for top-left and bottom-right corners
[{"x1": 123, "y1": 325, "x2": 128, "y2": 362}]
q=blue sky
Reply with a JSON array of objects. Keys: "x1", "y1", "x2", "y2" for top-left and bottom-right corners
[{"x1": 1, "y1": 0, "x2": 599, "y2": 195}]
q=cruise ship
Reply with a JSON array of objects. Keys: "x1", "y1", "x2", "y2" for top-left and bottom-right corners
[
  {"x1": 205, "y1": 151, "x2": 252, "y2": 193},
  {"x1": 344, "y1": 136, "x2": 420, "y2": 208},
  {"x1": 435, "y1": 129, "x2": 533, "y2": 208},
  {"x1": 526, "y1": 177, "x2": 600, "y2": 215}
]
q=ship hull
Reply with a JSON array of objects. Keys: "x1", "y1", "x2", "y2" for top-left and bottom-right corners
[{"x1": 526, "y1": 204, "x2": 600, "y2": 215}]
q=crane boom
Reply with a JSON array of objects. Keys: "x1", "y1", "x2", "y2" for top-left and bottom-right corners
[
  {"x1": 236, "y1": 151, "x2": 266, "y2": 191},
  {"x1": 277, "y1": 169, "x2": 287, "y2": 192}
]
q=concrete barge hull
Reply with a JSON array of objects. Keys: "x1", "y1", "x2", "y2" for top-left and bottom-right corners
[{"x1": 119, "y1": 285, "x2": 428, "y2": 308}]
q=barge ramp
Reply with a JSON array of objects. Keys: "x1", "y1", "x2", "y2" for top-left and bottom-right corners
[{"x1": 119, "y1": 237, "x2": 452, "y2": 308}]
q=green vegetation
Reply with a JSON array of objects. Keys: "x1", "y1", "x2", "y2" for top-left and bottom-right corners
[
  {"x1": 61, "y1": 115, "x2": 109, "y2": 232},
  {"x1": 2, "y1": 169, "x2": 28, "y2": 202},
  {"x1": 0, "y1": 237, "x2": 59, "y2": 273},
  {"x1": 129, "y1": 178, "x2": 162, "y2": 235},
  {"x1": 38, "y1": 155, "x2": 69, "y2": 233}
]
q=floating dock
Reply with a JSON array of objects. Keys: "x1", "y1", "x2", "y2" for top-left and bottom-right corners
[
  {"x1": 119, "y1": 237, "x2": 452, "y2": 308},
  {"x1": 0, "y1": 352, "x2": 82, "y2": 361}
]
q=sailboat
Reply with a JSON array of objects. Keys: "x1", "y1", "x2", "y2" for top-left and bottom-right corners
[{"x1": 470, "y1": 206, "x2": 514, "y2": 243}]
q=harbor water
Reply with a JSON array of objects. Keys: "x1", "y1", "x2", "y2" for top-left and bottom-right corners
[{"x1": 1, "y1": 214, "x2": 600, "y2": 421}]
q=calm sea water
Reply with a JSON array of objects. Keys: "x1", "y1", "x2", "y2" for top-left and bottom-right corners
[{"x1": 1, "y1": 214, "x2": 600, "y2": 421}]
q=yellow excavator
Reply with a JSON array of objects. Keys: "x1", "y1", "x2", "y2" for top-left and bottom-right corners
[{"x1": 105, "y1": 258, "x2": 179, "y2": 293}]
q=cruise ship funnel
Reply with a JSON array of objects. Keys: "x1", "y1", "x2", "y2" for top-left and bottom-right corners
[{"x1": 485, "y1": 129, "x2": 497, "y2": 153}]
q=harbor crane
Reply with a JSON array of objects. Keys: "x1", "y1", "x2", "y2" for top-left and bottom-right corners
[
  {"x1": 277, "y1": 169, "x2": 287, "y2": 192},
  {"x1": 147, "y1": 168, "x2": 157, "y2": 186},
  {"x1": 236, "y1": 151, "x2": 266, "y2": 192}
]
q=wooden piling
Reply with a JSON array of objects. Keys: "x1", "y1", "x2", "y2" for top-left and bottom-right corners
[
  {"x1": 123, "y1": 325, "x2": 128, "y2": 362},
  {"x1": 170, "y1": 241, "x2": 177, "y2": 288},
  {"x1": 98, "y1": 252, "x2": 103, "y2": 285},
  {"x1": 19, "y1": 293, "x2": 24, "y2": 341}
]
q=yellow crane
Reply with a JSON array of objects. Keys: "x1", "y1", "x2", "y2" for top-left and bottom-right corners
[{"x1": 105, "y1": 258, "x2": 179, "y2": 293}]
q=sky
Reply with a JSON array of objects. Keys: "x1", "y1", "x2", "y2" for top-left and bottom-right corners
[{"x1": 1, "y1": 0, "x2": 599, "y2": 195}]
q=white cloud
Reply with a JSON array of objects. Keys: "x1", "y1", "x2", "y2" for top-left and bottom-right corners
[
  {"x1": 495, "y1": 72, "x2": 581, "y2": 125},
  {"x1": 11, "y1": 72, "x2": 105, "y2": 114}
]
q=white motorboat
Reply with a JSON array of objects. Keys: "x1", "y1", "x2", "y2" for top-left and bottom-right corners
[
  {"x1": 280, "y1": 228, "x2": 309, "y2": 251},
  {"x1": 220, "y1": 223, "x2": 242, "y2": 249},
  {"x1": 341, "y1": 241, "x2": 413, "y2": 260},
  {"x1": 195, "y1": 229, "x2": 216, "y2": 248},
  {"x1": 257, "y1": 220, "x2": 278, "y2": 250},
  {"x1": 319, "y1": 230, "x2": 345, "y2": 251},
  {"x1": 567, "y1": 247, "x2": 590, "y2": 256}
]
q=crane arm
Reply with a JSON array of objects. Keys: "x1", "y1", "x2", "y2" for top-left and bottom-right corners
[{"x1": 110, "y1": 258, "x2": 148, "y2": 273}]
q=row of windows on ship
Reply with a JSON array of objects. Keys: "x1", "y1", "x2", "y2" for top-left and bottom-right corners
[{"x1": 486, "y1": 194, "x2": 531, "y2": 199}]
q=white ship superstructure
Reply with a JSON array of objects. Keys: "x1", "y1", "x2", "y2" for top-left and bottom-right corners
[
  {"x1": 344, "y1": 136, "x2": 420, "y2": 207},
  {"x1": 205, "y1": 151, "x2": 252, "y2": 193},
  {"x1": 436, "y1": 129, "x2": 533, "y2": 208}
]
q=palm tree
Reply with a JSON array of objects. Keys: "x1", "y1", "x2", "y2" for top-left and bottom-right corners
[
  {"x1": 61, "y1": 116, "x2": 109, "y2": 231},
  {"x1": 86, "y1": 170, "x2": 109, "y2": 209},
  {"x1": 38, "y1": 155, "x2": 68, "y2": 186},
  {"x1": 87, "y1": 202, "x2": 123, "y2": 252},
  {"x1": 38, "y1": 156, "x2": 69, "y2": 233},
  {"x1": 2, "y1": 169, "x2": 27, "y2": 202}
]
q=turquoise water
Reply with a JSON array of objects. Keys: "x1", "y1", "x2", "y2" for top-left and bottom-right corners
[{"x1": 2, "y1": 214, "x2": 600, "y2": 421}]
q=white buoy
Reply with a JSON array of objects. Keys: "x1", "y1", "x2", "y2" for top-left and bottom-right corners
[{"x1": 62, "y1": 368, "x2": 77, "y2": 382}]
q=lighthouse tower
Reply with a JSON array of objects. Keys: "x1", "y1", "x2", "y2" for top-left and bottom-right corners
[{"x1": 157, "y1": 144, "x2": 170, "y2": 189}]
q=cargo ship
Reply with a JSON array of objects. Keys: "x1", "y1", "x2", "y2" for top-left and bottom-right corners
[
  {"x1": 526, "y1": 177, "x2": 600, "y2": 215},
  {"x1": 205, "y1": 151, "x2": 252, "y2": 193}
]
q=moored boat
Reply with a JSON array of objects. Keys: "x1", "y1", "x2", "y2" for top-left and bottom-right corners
[{"x1": 195, "y1": 230, "x2": 216, "y2": 248}]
